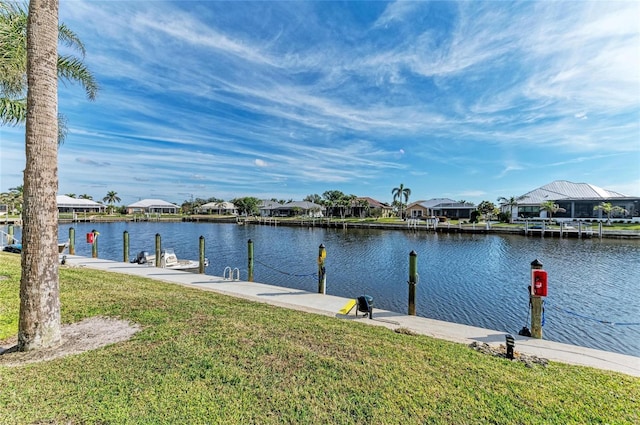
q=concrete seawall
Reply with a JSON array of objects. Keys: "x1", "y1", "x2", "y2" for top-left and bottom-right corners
[{"x1": 62, "y1": 255, "x2": 640, "y2": 377}]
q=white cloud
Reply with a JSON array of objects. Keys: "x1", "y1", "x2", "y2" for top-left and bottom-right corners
[
  {"x1": 6, "y1": 1, "x2": 632, "y2": 204},
  {"x1": 496, "y1": 165, "x2": 524, "y2": 179},
  {"x1": 373, "y1": 1, "x2": 423, "y2": 28}
]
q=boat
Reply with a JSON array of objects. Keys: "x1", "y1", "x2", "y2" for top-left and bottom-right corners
[
  {"x1": 58, "y1": 239, "x2": 69, "y2": 254},
  {"x1": 131, "y1": 248, "x2": 208, "y2": 273},
  {"x1": 1, "y1": 240, "x2": 68, "y2": 254},
  {"x1": 2, "y1": 243, "x2": 22, "y2": 254}
]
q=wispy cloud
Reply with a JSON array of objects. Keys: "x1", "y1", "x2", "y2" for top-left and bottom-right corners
[
  {"x1": 496, "y1": 165, "x2": 524, "y2": 179},
  {"x1": 1, "y1": 1, "x2": 637, "y2": 205}
]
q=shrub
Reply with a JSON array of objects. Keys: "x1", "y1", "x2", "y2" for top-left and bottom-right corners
[
  {"x1": 469, "y1": 211, "x2": 480, "y2": 223},
  {"x1": 497, "y1": 212, "x2": 511, "y2": 223}
]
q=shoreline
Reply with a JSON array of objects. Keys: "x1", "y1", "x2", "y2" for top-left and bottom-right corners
[
  {"x1": 57, "y1": 253, "x2": 640, "y2": 376},
  {"x1": 193, "y1": 216, "x2": 640, "y2": 240},
  {"x1": 2, "y1": 216, "x2": 639, "y2": 240}
]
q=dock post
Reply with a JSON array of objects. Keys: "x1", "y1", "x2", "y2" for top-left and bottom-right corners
[
  {"x1": 155, "y1": 233, "x2": 161, "y2": 267},
  {"x1": 247, "y1": 239, "x2": 254, "y2": 281},
  {"x1": 91, "y1": 229, "x2": 98, "y2": 258},
  {"x1": 559, "y1": 222, "x2": 563, "y2": 238},
  {"x1": 123, "y1": 231, "x2": 129, "y2": 263},
  {"x1": 69, "y1": 227, "x2": 75, "y2": 255},
  {"x1": 598, "y1": 221, "x2": 603, "y2": 238},
  {"x1": 408, "y1": 250, "x2": 418, "y2": 315},
  {"x1": 199, "y1": 236, "x2": 205, "y2": 274},
  {"x1": 318, "y1": 244, "x2": 326, "y2": 294},
  {"x1": 578, "y1": 221, "x2": 582, "y2": 238},
  {"x1": 530, "y1": 259, "x2": 544, "y2": 339},
  {"x1": 7, "y1": 224, "x2": 14, "y2": 244}
]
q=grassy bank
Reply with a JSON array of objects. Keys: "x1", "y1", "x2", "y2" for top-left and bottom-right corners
[{"x1": 0, "y1": 253, "x2": 638, "y2": 424}]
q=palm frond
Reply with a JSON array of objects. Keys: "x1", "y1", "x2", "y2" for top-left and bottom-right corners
[
  {"x1": 58, "y1": 113, "x2": 67, "y2": 146},
  {"x1": 57, "y1": 55, "x2": 99, "y2": 100},
  {"x1": 0, "y1": 1, "x2": 28, "y2": 94},
  {"x1": 58, "y1": 22, "x2": 86, "y2": 57},
  {"x1": 0, "y1": 96, "x2": 26, "y2": 125}
]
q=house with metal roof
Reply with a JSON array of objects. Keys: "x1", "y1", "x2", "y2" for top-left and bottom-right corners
[
  {"x1": 57, "y1": 195, "x2": 105, "y2": 213},
  {"x1": 513, "y1": 180, "x2": 639, "y2": 220},
  {"x1": 406, "y1": 199, "x2": 476, "y2": 219},
  {"x1": 197, "y1": 201, "x2": 237, "y2": 215},
  {"x1": 271, "y1": 201, "x2": 325, "y2": 217},
  {"x1": 126, "y1": 199, "x2": 179, "y2": 215},
  {"x1": 258, "y1": 200, "x2": 283, "y2": 217}
]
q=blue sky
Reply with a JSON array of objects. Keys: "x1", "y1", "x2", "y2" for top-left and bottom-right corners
[{"x1": 1, "y1": 0, "x2": 639, "y2": 206}]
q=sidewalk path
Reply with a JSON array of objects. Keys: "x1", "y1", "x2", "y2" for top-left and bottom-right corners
[{"x1": 63, "y1": 255, "x2": 640, "y2": 377}]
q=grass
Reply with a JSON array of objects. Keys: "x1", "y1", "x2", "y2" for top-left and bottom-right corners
[{"x1": 0, "y1": 253, "x2": 638, "y2": 424}]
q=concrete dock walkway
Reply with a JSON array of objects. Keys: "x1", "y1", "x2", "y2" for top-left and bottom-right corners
[{"x1": 62, "y1": 255, "x2": 640, "y2": 377}]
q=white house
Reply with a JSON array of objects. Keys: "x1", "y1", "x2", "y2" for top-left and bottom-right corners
[
  {"x1": 406, "y1": 199, "x2": 475, "y2": 219},
  {"x1": 57, "y1": 195, "x2": 105, "y2": 214},
  {"x1": 126, "y1": 199, "x2": 179, "y2": 215},
  {"x1": 197, "y1": 201, "x2": 237, "y2": 215},
  {"x1": 514, "y1": 181, "x2": 638, "y2": 220}
]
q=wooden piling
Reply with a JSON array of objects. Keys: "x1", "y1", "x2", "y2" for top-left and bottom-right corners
[
  {"x1": 318, "y1": 244, "x2": 326, "y2": 294},
  {"x1": 91, "y1": 229, "x2": 98, "y2": 258},
  {"x1": 408, "y1": 250, "x2": 418, "y2": 315},
  {"x1": 69, "y1": 227, "x2": 75, "y2": 255},
  {"x1": 155, "y1": 233, "x2": 161, "y2": 267},
  {"x1": 123, "y1": 231, "x2": 129, "y2": 263},
  {"x1": 199, "y1": 236, "x2": 205, "y2": 274},
  {"x1": 247, "y1": 239, "x2": 254, "y2": 282}
]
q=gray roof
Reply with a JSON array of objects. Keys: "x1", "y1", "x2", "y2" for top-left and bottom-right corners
[
  {"x1": 201, "y1": 201, "x2": 236, "y2": 209},
  {"x1": 411, "y1": 198, "x2": 475, "y2": 209},
  {"x1": 274, "y1": 201, "x2": 324, "y2": 210},
  {"x1": 258, "y1": 200, "x2": 282, "y2": 210},
  {"x1": 57, "y1": 195, "x2": 104, "y2": 208},
  {"x1": 518, "y1": 181, "x2": 627, "y2": 204},
  {"x1": 127, "y1": 199, "x2": 177, "y2": 208}
]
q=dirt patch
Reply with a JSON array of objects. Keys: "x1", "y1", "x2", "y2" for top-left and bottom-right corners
[
  {"x1": 0, "y1": 316, "x2": 141, "y2": 367},
  {"x1": 469, "y1": 341, "x2": 549, "y2": 368}
]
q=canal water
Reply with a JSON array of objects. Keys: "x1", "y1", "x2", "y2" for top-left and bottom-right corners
[{"x1": 5, "y1": 222, "x2": 640, "y2": 357}]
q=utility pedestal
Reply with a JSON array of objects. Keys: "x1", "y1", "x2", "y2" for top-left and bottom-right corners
[{"x1": 530, "y1": 259, "x2": 544, "y2": 339}]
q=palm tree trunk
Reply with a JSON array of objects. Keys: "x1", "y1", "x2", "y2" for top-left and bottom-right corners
[{"x1": 19, "y1": 0, "x2": 61, "y2": 351}]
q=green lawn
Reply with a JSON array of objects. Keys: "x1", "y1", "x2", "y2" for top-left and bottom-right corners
[{"x1": 0, "y1": 252, "x2": 638, "y2": 424}]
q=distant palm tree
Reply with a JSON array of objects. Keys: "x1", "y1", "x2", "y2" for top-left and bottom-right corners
[
  {"x1": 346, "y1": 194, "x2": 358, "y2": 217},
  {"x1": 392, "y1": 183, "x2": 411, "y2": 219},
  {"x1": 103, "y1": 191, "x2": 121, "y2": 214},
  {"x1": 497, "y1": 195, "x2": 525, "y2": 223},
  {"x1": 357, "y1": 198, "x2": 370, "y2": 218},
  {"x1": 0, "y1": 187, "x2": 22, "y2": 215},
  {"x1": 79, "y1": 193, "x2": 93, "y2": 200},
  {"x1": 5, "y1": 185, "x2": 23, "y2": 213},
  {"x1": 9, "y1": 185, "x2": 23, "y2": 195},
  {"x1": 593, "y1": 202, "x2": 627, "y2": 224},
  {"x1": 65, "y1": 193, "x2": 76, "y2": 198},
  {"x1": 303, "y1": 194, "x2": 322, "y2": 204},
  {"x1": 540, "y1": 201, "x2": 566, "y2": 223}
]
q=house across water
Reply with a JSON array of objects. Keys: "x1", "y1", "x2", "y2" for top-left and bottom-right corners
[
  {"x1": 406, "y1": 199, "x2": 476, "y2": 220},
  {"x1": 511, "y1": 180, "x2": 639, "y2": 221}
]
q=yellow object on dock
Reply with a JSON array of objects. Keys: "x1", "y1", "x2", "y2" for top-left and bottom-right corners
[{"x1": 338, "y1": 299, "x2": 357, "y2": 315}]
